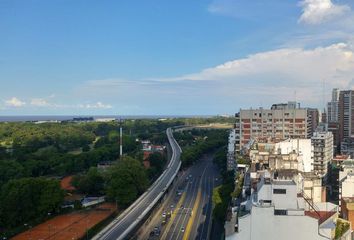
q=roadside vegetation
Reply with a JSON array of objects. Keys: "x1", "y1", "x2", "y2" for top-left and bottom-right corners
[
  {"x1": 212, "y1": 148, "x2": 235, "y2": 221},
  {"x1": 174, "y1": 129, "x2": 228, "y2": 167}
]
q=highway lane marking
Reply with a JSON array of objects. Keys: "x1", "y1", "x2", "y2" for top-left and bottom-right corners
[
  {"x1": 195, "y1": 175, "x2": 208, "y2": 240},
  {"x1": 180, "y1": 162, "x2": 208, "y2": 240},
  {"x1": 170, "y1": 179, "x2": 198, "y2": 240},
  {"x1": 194, "y1": 162, "x2": 211, "y2": 240},
  {"x1": 160, "y1": 182, "x2": 189, "y2": 240},
  {"x1": 199, "y1": 176, "x2": 211, "y2": 240},
  {"x1": 183, "y1": 189, "x2": 202, "y2": 240},
  {"x1": 174, "y1": 167, "x2": 204, "y2": 240},
  {"x1": 137, "y1": 170, "x2": 189, "y2": 240}
]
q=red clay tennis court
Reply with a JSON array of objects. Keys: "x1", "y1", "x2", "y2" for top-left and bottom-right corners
[{"x1": 12, "y1": 203, "x2": 116, "y2": 240}]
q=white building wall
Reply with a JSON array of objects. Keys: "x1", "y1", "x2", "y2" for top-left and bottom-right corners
[
  {"x1": 341, "y1": 175, "x2": 354, "y2": 198},
  {"x1": 227, "y1": 207, "x2": 327, "y2": 240},
  {"x1": 274, "y1": 139, "x2": 313, "y2": 172}
]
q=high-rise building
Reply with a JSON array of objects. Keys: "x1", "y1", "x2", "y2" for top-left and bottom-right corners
[
  {"x1": 235, "y1": 102, "x2": 309, "y2": 153},
  {"x1": 307, "y1": 108, "x2": 319, "y2": 138},
  {"x1": 338, "y1": 90, "x2": 354, "y2": 157},
  {"x1": 327, "y1": 88, "x2": 339, "y2": 123},
  {"x1": 311, "y1": 131, "x2": 333, "y2": 178},
  {"x1": 227, "y1": 129, "x2": 237, "y2": 171}
]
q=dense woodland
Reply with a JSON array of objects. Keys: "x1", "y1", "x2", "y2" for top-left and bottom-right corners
[{"x1": 0, "y1": 117, "x2": 232, "y2": 236}]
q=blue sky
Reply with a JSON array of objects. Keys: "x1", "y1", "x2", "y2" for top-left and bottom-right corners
[{"x1": 1, "y1": 0, "x2": 354, "y2": 115}]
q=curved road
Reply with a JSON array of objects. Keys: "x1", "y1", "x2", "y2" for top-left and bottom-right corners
[{"x1": 93, "y1": 128, "x2": 182, "y2": 240}]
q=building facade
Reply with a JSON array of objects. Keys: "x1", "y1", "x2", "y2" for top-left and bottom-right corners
[
  {"x1": 225, "y1": 178, "x2": 351, "y2": 240},
  {"x1": 338, "y1": 90, "x2": 354, "y2": 153},
  {"x1": 307, "y1": 108, "x2": 319, "y2": 138},
  {"x1": 235, "y1": 102, "x2": 309, "y2": 153},
  {"x1": 227, "y1": 129, "x2": 237, "y2": 171},
  {"x1": 327, "y1": 88, "x2": 339, "y2": 123},
  {"x1": 311, "y1": 131, "x2": 333, "y2": 178}
]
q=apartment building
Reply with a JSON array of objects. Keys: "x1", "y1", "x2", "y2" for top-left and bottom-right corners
[
  {"x1": 235, "y1": 102, "x2": 309, "y2": 153},
  {"x1": 339, "y1": 90, "x2": 354, "y2": 155},
  {"x1": 312, "y1": 131, "x2": 333, "y2": 178},
  {"x1": 227, "y1": 129, "x2": 237, "y2": 171},
  {"x1": 307, "y1": 108, "x2": 319, "y2": 138}
]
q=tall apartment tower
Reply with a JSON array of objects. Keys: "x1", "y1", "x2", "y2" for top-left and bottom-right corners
[
  {"x1": 326, "y1": 89, "x2": 340, "y2": 154},
  {"x1": 235, "y1": 102, "x2": 308, "y2": 152},
  {"x1": 327, "y1": 88, "x2": 339, "y2": 122},
  {"x1": 312, "y1": 131, "x2": 333, "y2": 178},
  {"x1": 307, "y1": 108, "x2": 319, "y2": 138},
  {"x1": 338, "y1": 90, "x2": 354, "y2": 157}
]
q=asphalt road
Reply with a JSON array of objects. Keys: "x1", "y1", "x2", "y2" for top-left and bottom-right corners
[
  {"x1": 145, "y1": 153, "x2": 220, "y2": 240},
  {"x1": 93, "y1": 128, "x2": 181, "y2": 240}
]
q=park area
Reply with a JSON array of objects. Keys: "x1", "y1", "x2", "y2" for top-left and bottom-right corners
[{"x1": 12, "y1": 203, "x2": 116, "y2": 240}]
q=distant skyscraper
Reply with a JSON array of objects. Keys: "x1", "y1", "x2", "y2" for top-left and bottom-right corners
[
  {"x1": 327, "y1": 88, "x2": 339, "y2": 122},
  {"x1": 325, "y1": 89, "x2": 340, "y2": 154},
  {"x1": 338, "y1": 90, "x2": 354, "y2": 157}
]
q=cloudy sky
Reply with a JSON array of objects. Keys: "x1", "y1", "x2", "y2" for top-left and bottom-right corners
[{"x1": 0, "y1": 0, "x2": 354, "y2": 115}]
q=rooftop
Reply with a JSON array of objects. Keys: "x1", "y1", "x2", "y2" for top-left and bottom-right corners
[{"x1": 272, "y1": 180, "x2": 296, "y2": 185}]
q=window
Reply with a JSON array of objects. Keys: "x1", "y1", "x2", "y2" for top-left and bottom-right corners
[
  {"x1": 274, "y1": 209, "x2": 287, "y2": 215},
  {"x1": 273, "y1": 189, "x2": 286, "y2": 194}
]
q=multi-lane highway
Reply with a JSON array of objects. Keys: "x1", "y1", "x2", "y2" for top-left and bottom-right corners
[
  {"x1": 92, "y1": 128, "x2": 182, "y2": 240},
  {"x1": 143, "y1": 153, "x2": 220, "y2": 240}
]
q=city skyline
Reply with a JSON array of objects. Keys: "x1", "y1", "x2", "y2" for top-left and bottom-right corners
[{"x1": 1, "y1": 0, "x2": 354, "y2": 115}]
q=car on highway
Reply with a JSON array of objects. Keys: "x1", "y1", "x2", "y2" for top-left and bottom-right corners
[
  {"x1": 181, "y1": 227, "x2": 185, "y2": 233},
  {"x1": 170, "y1": 204, "x2": 174, "y2": 208},
  {"x1": 154, "y1": 226, "x2": 160, "y2": 236},
  {"x1": 162, "y1": 212, "x2": 166, "y2": 218}
]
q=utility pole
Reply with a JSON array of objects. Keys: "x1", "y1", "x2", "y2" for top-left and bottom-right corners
[{"x1": 120, "y1": 119, "x2": 123, "y2": 158}]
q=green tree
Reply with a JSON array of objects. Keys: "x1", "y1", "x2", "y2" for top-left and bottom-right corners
[
  {"x1": 148, "y1": 152, "x2": 166, "y2": 173},
  {"x1": 0, "y1": 177, "x2": 64, "y2": 228},
  {"x1": 72, "y1": 167, "x2": 104, "y2": 195},
  {"x1": 105, "y1": 157, "x2": 148, "y2": 207},
  {"x1": 0, "y1": 160, "x2": 25, "y2": 187}
]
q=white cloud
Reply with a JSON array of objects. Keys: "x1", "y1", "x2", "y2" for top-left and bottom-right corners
[
  {"x1": 30, "y1": 98, "x2": 49, "y2": 107},
  {"x1": 4, "y1": 97, "x2": 26, "y2": 107},
  {"x1": 298, "y1": 0, "x2": 350, "y2": 25},
  {"x1": 164, "y1": 42, "x2": 354, "y2": 106},
  {"x1": 78, "y1": 102, "x2": 113, "y2": 109},
  {"x1": 77, "y1": 42, "x2": 354, "y2": 109}
]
